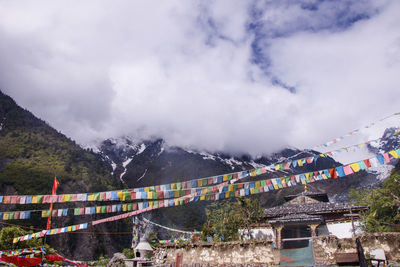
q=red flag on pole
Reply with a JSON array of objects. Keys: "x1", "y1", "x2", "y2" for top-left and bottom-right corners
[{"x1": 46, "y1": 177, "x2": 59, "y2": 230}]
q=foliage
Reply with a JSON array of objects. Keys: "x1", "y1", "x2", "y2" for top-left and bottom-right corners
[
  {"x1": 147, "y1": 230, "x2": 159, "y2": 248},
  {"x1": 350, "y1": 163, "x2": 400, "y2": 232},
  {"x1": 122, "y1": 248, "x2": 135, "y2": 259},
  {"x1": 0, "y1": 226, "x2": 43, "y2": 250},
  {"x1": 0, "y1": 91, "x2": 120, "y2": 194},
  {"x1": 235, "y1": 197, "x2": 264, "y2": 239},
  {"x1": 201, "y1": 197, "x2": 264, "y2": 242}
]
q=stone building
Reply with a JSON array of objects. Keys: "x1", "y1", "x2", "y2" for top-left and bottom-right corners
[{"x1": 264, "y1": 191, "x2": 368, "y2": 249}]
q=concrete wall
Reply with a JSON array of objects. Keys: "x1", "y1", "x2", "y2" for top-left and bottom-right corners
[
  {"x1": 155, "y1": 241, "x2": 280, "y2": 266},
  {"x1": 326, "y1": 222, "x2": 363, "y2": 238},
  {"x1": 239, "y1": 227, "x2": 274, "y2": 241},
  {"x1": 312, "y1": 233, "x2": 400, "y2": 265}
]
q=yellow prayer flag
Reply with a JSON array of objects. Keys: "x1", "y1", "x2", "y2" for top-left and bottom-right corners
[
  {"x1": 68, "y1": 226, "x2": 72, "y2": 232},
  {"x1": 273, "y1": 184, "x2": 279, "y2": 189},
  {"x1": 200, "y1": 195, "x2": 205, "y2": 201},
  {"x1": 174, "y1": 199, "x2": 179, "y2": 206},
  {"x1": 255, "y1": 181, "x2": 261, "y2": 188},
  {"x1": 96, "y1": 207, "x2": 101, "y2": 213},
  {"x1": 88, "y1": 194, "x2": 94, "y2": 201},
  {"x1": 174, "y1": 191, "x2": 179, "y2": 198},
  {"x1": 389, "y1": 150, "x2": 399, "y2": 159},
  {"x1": 228, "y1": 185, "x2": 234, "y2": 192},
  {"x1": 148, "y1": 192, "x2": 153, "y2": 199},
  {"x1": 202, "y1": 188, "x2": 207, "y2": 195},
  {"x1": 298, "y1": 160, "x2": 303, "y2": 166},
  {"x1": 250, "y1": 188, "x2": 255, "y2": 194},
  {"x1": 225, "y1": 192, "x2": 230, "y2": 198},
  {"x1": 117, "y1": 191, "x2": 124, "y2": 200},
  {"x1": 350, "y1": 163, "x2": 361, "y2": 172},
  {"x1": 122, "y1": 204, "x2": 127, "y2": 211},
  {"x1": 149, "y1": 202, "x2": 153, "y2": 208},
  {"x1": 223, "y1": 175, "x2": 228, "y2": 181},
  {"x1": 275, "y1": 165, "x2": 280, "y2": 170},
  {"x1": 144, "y1": 187, "x2": 150, "y2": 192},
  {"x1": 32, "y1": 196, "x2": 38, "y2": 203},
  {"x1": 50, "y1": 229, "x2": 55, "y2": 235},
  {"x1": 301, "y1": 180, "x2": 306, "y2": 185},
  {"x1": 322, "y1": 174, "x2": 328, "y2": 179},
  {"x1": 250, "y1": 170, "x2": 257, "y2": 177},
  {"x1": 13, "y1": 237, "x2": 18, "y2": 243}
]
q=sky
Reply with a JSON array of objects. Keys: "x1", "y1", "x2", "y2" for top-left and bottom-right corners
[{"x1": 1, "y1": 0, "x2": 400, "y2": 156}]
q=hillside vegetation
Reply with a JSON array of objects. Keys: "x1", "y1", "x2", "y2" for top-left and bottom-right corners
[
  {"x1": 350, "y1": 161, "x2": 400, "y2": 232},
  {"x1": 0, "y1": 91, "x2": 120, "y2": 195}
]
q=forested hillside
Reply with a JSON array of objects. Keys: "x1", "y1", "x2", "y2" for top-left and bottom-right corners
[
  {"x1": 0, "y1": 91, "x2": 120, "y2": 195},
  {"x1": 0, "y1": 91, "x2": 130, "y2": 259}
]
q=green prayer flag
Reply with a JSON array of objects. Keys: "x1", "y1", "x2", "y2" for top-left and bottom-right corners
[
  {"x1": 74, "y1": 208, "x2": 80, "y2": 215},
  {"x1": 127, "y1": 203, "x2": 132, "y2": 211}
]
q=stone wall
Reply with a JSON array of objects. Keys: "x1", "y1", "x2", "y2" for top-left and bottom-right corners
[
  {"x1": 155, "y1": 240, "x2": 279, "y2": 266},
  {"x1": 312, "y1": 233, "x2": 400, "y2": 265}
]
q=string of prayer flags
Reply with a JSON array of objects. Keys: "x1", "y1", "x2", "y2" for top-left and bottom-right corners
[
  {"x1": 315, "y1": 112, "x2": 400, "y2": 148},
  {"x1": 0, "y1": 211, "x2": 31, "y2": 221},
  {"x1": 142, "y1": 217, "x2": 198, "y2": 234},
  {"x1": 13, "y1": 223, "x2": 88, "y2": 243},
  {"x1": 13, "y1": 146, "x2": 400, "y2": 242}
]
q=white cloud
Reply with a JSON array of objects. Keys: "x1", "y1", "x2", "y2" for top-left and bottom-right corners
[
  {"x1": 268, "y1": 0, "x2": 400, "y2": 149},
  {"x1": 0, "y1": 0, "x2": 399, "y2": 156}
]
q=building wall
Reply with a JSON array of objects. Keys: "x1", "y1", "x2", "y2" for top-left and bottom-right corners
[
  {"x1": 326, "y1": 221, "x2": 363, "y2": 238},
  {"x1": 239, "y1": 228, "x2": 274, "y2": 241},
  {"x1": 312, "y1": 233, "x2": 400, "y2": 265},
  {"x1": 155, "y1": 241, "x2": 280, "y2": 266}
]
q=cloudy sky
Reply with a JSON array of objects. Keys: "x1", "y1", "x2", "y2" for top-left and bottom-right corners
[{"x1": 1, "y1": 0, "x2": 400, "y2": 156}]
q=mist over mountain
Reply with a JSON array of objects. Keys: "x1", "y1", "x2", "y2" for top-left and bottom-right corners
[{"x1": 1, "y1": 91, "x2": 399, "y2": 259}]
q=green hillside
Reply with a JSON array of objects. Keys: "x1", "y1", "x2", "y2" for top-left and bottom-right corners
[{"x1": 0, "y1": 91, "x2": 120, "y2": 195}]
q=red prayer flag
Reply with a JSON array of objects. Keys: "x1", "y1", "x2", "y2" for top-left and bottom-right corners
[
  {"x1": 46, "y1": 176, "x2": 59, "y2": 230},
  {"x1": 52, "y1": 177, "x2": 59, "y2": 195},
  {"x1": 46, "y1": 254, "x2": 66, "y2": 262},
  {"x1": 329, "y1": 168, "x2": 338, "y2": 179},
  {"x1": 364, "y1": 159, "x2": 372, "y2": 168},
  {"x1": 1, "y1": 255, "x2": 42, "y2": 267}
]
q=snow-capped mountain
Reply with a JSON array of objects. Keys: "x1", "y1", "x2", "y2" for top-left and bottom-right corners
[
  {"x1": 95, "y1": 137, "x2": 339, "y2": 195},
  {"x1": 93, "y1": 129, "x2": 399, "y2": 205}
]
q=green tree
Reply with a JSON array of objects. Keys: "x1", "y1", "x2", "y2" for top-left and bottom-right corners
[
  {"x1": 236, "y1": 197, "x2": 264, "y2": 239},
  {"x1": 350, "y1": 164, "x2": 400, "y2": 232},
  {"x1": 0, "y1": 226, "x2": 43, "y2": 250},
  {"x1": 202, "y1": 198, "x2": 264, "y2": 242}
]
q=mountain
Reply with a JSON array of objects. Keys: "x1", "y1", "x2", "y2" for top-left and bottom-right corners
[
  {"x1": 0, "y1": 91, "x2": 130, "y2": 260},
  {"x1": 1, "y1": 90, "x2": 398, "y2": 258}
]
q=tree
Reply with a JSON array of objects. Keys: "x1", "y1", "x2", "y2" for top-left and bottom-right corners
[
  {"x1": 202, "y1": 198, "x2": 265, "y2": 242},
  {"x1": 236, "y1": 197, "x2": 264, "y2": 239},
  {"x1": 0, "y1": 226, "x2": 43, "y2": 250},
  {"x1": 202, "y1": 200, "x2": 241, "y2": 241},
  {"x1": 350, "y1": 164, "x2": 400, "y2": 232}
]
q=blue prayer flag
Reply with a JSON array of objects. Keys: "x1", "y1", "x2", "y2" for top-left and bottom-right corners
[
  {"x1": 336, "y1": 166, "x2": 345, "y2": 177},
  {"x1": 376, "y1": 154, "x2": 385, "y2": 165}
]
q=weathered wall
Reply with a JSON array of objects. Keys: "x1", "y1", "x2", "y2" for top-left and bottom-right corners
[
  {"x1": 312, "y1": 233, "x2": 400, "y2": 264},
  {"x1": 155, "y1": 241, "x2": 280, "y2": 266}
]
